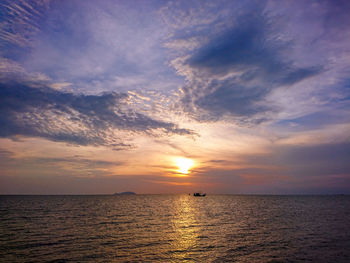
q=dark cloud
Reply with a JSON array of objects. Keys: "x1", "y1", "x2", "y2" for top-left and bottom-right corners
[
  {"x1": 31, "y1": 156, "x2": 123, "y2": 168},
  {"x1": 241, "y1": 142, "x2": 350, "y2": 178},
  {"x1": 187, "y1": 13, "x2": 280, "y2": 74},
  {"x1": 194, "y1": 79, "x2": 270, "y2": 118},
  {"x1": 0, "y1": 81, "x2": 194, "y2": 146},
  {"x1": 0, "y1": 148, "x2": 15, "y2": 170},
  {"x1": 0, "y1": 148, "x2": 124, "y2": 179},
  {"x1": 177, "y1": 11, "x2": 322, "y2": 121},
  {"x1": 277, "y1": 142, "x2": 350, "y2": 177},
  {"x1": 0, "y1": 149, "x2": 13, "y2": 158},
  {"x1": 194, "y1": 142, "x2": 350, "y2": 194},
  {"x1": 323, "y1": 0, "x2": 350, "y2": 32}
]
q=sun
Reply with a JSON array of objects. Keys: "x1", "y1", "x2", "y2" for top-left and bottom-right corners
[{"x1": 175, "y1": 157, "x2": 194, "y2": 175}]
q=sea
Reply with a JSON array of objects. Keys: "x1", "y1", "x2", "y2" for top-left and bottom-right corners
[{"x1": 1, "y1": 195, "x2": 350, "y2": 262}]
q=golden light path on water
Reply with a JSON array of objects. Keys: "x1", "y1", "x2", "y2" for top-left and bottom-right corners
[{"x1": 170, "y1": 195, "x2": 199, "y2": 259}]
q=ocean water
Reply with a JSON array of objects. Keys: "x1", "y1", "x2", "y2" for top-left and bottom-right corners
[{"x1": 1, "y1": 195, "x2": 350, "y2": 263}]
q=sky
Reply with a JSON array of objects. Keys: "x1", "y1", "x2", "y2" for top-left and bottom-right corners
[{"x1": 0, "y1": 0, "x2": 349, "y2": 194}]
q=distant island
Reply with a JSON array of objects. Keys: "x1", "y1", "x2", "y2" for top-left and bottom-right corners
[{"x1": 113, "y1": 191, "x2": 136, "y2": 195}]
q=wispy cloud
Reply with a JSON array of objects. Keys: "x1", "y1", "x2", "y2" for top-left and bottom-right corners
[
  {"x1": 1, "y1": 0, "x2": 350, "y2": 194},
  {"x1": 0, "y1": 80, "x2": 194, "y2": 147},
  {"x1": 170, "y1": 8, "x2": 322, "y2": 122},
  {"x1": 0, "y1": 0, "x2": 48, "y2": 59}
]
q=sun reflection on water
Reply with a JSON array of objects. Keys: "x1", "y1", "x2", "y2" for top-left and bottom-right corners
[{"x1": 169, "y1": 195, "x2": 200, "y2": 260}]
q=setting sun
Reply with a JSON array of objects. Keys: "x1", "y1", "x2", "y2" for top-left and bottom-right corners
[{"x1": 175, "y1": 157, "x2": 194, "y2": 175}]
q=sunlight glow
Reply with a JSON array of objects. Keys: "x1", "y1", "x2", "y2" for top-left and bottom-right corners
[{"x1": 175, "y1": 157, "x2": 194, "y2": 175}]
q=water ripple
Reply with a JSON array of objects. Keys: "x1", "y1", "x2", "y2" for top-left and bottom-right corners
[{"x1": 1, "y1": 195, "x2": 350, "y2": 262}]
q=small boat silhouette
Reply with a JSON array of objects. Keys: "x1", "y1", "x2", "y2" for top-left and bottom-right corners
[{"x1": 193, "y1": 192, "x2": 206, "y2": 197}]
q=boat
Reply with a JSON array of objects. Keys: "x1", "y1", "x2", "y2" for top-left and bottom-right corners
[{"x1": 193, "y1": 192, "x2": 206, "y2": 197}]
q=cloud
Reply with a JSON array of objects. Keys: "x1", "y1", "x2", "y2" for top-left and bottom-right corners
[
  {"x1": 0, "y1": 0, "x2": 47, "y2": 59},
  {"x1": 0, "y1": 80, "x2": 194, "y2": 147},
  {"x1": 23, "y1": 156, "x2": 125, "y2": 177},
  {"x1": 0, "y1": 148, "x2": 14, "y2": 166},
  {"x1": 238, "y1": 141, "x2": 350, "y2": 179},
  {"x1": 0, "y1": 1, "x2": 197, "y2": 148},
  {"x1": 170, "y1": 9, "x2": 322, "y2": 122},
  {"x1": 193, "y1": 141, "x2": 350, "y2": 194},
  {"x1": 0, "y1": 0, "x2": 181, "y2": 96},
  {"x1": 30, "y1": 156, "x2": 123, "y2": 167},
  {"x1": 275, "y1": 142, "x2": 350, "y2": 177},
  {"x1": 0, "y1": 147, "x2": 124, "y2": 179}
]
